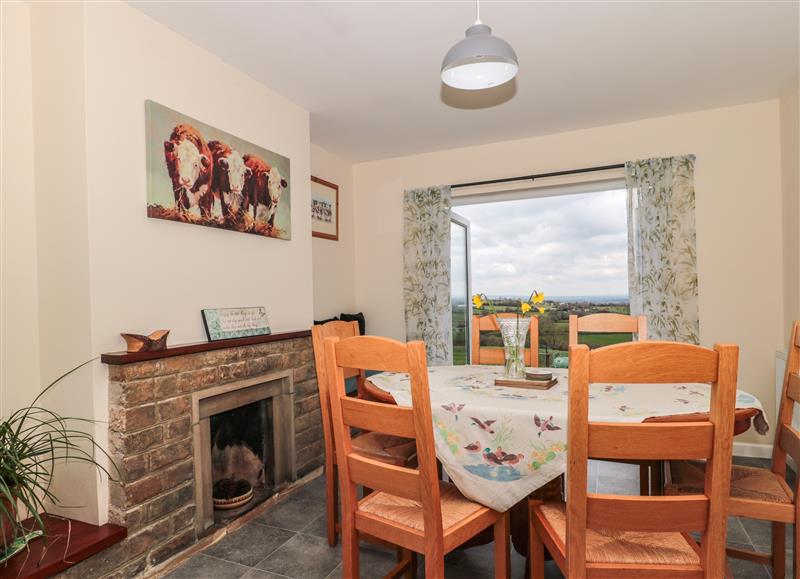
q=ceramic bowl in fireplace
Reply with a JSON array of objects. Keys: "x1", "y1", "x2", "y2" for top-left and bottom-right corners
[{"x1": 213, "y1": 479, "x2": 253, "y2": 510}]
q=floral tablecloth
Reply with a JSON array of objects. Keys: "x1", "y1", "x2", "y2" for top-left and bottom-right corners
[{"x1": 367, "y1": 365, "x2": 767, "y2": 512}]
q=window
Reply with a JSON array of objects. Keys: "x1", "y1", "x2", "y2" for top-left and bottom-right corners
[{"x1": 453, "y1": 185, "x2": 629, "y2": 365}]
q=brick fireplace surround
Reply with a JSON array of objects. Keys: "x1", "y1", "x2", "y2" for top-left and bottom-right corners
[{"x1": 62, "y1": 331, "x2": 323, "y2": 578}]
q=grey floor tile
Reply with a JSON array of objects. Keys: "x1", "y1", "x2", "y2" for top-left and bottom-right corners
[
  {"x1": 165, "y1": 553, "x2": 250, "y2": 579},
  {"x1": 302, "y1": 511, "x2": 330, "y2": 539},
  {"x1": 291, "y1": 474, "x2": 327, "y2": 503},
  {"x1": 323, "y1": 543, "x2": 402, "y2": 579},
  {"x1": 443, "y1": 541, "x2": 528, "y2": 578},
  {"x1": 727, "y1": 543, "x2": 772, "y2": 578},
  {"x1": 255, "y1": 495, "x2": 326, "y2": 531},
  {"x1": 204, "y1": 522, "x2": 296, "y2": 567},
  {"x1": 741, "y1": 517, "x2": 775, "y2": 549},
  {"x1": 257, "y1": 533, "x2": 342, "y2": 579},
  {"x1": 728, "y1": 516, "x2": 753, "y2": 545},
  {"x1": 241, "y1": 569, "x2": 290, "y2": 579},
  {"x1": 733, "y1": 456, "x2": 770, "y2": 469}
]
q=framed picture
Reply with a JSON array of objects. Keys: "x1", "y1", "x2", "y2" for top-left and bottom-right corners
[
  {"x1": 311, "y1": 176, "x2": 339, "y2": 241},
  {"x1": 201, "y1": 307, "x2": 271, "y2": 341},
  {"x1": 146, "y1": 100, "x2": 291, "y2": 240}
]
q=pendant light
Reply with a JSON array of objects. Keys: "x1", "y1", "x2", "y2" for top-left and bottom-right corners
[{"x1": 441, "y1": 0, "x2": 518, "y2": 90}]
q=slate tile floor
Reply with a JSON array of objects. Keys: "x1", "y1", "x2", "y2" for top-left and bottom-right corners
[{"x1": 167, "y1": 457, "x2": 794, "y2": 578}]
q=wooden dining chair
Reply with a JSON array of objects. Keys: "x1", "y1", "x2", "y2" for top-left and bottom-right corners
[
  {"x1": 568, "y1": 313, "x2": 647, "y2": 347},
  {"x1": 666, "y1": 320, "x2": 800, "y2": 578},
  {"x1": 311, "y1": 321, "x2": 417, "y2": 548},
  {"x1": 324, "y1": 335, "x2": 511, "y2": 578},
  {"x1": 529, "y1": 341, "x2": 739, "y2": 579},
  {"x1": 569, "y1": 313, "x2": 653, "y2": 494},
  {"x1": 471, "y1": 313, "x2": 539, "y2": 367}
]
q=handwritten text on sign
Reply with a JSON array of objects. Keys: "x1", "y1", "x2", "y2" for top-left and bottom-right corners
[{"x1": 202, "y1": 307, "x2": 271, "y2": 341}]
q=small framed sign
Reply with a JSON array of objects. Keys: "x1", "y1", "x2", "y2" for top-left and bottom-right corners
[
  {"x1": 311, "y1": 176, "x2": 339, "y2": 241},
  {"x1": 202, "y1": 307, "x2": 271, "y2": 341}
]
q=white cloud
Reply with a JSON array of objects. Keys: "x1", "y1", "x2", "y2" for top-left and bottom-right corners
[{"x1": 454, "y1": 189, "x2": 629, "y2": 297}]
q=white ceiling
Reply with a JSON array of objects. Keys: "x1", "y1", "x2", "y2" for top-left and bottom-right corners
[{"x1": 131, "y1": 1, "x2": 799, "y2": 162}]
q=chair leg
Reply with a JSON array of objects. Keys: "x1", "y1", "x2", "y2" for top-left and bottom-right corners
[
  {"x1": 528, "y1": 511, "x2": 545, "y2": 579},
  {"x1": 342, "y1": 523, "x2": 360, "y2": 578},
  {"x1": 424, "y1": 547, "x2": 445, "y2": 579},
  {"x1": 639, "y1": 462, "x2": 650, "y2": 495},
  {"x1": 651, "y1": 460, "x2": 664, "y2": 495},
  {"x1": 326, "y1": 464, "x2": 338, "y2": 547},
  {"x1": 772, "y1": 521, "x2": 786, "y2": 579},
  {"x1": 399, "y1": 549, "x2": 417, "y2": 579},
  {"x1": 494, "y1": 511, "x2": 510, "y2": 579}
]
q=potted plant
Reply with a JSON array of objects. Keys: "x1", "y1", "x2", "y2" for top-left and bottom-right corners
[{"x1": 0, "y1": 359, "x2": 115, "y2": 563}]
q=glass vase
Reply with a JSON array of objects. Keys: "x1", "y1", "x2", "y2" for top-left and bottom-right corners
[{"x1": 496, "y1": 316, "x2": 528, "y2": 379}]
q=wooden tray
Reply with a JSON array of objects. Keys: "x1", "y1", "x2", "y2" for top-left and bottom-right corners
[{"x1": 495, "y1": 377, "x2": 558, "y2": 390}]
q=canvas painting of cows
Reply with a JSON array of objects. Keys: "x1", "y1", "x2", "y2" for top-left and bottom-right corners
[{"x1": 146, "y1": 100, "x2": 291, "y2": 240}]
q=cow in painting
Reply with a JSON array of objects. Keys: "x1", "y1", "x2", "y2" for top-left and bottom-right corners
[
  {"x1": 208, "y1": 140, "x2": 250, "y2": 219},
  {"x1": 243, "y1": 154, "x2": 271, "y2": 221},
  {"x1": 163, "y1": 124, "x2": 213, "y2": 215},
  {"x1": 263, "y1": 166, "x2": 288, "y2": 228}
]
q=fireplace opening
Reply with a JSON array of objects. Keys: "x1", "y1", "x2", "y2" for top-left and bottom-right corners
[
  {"x1": 195, "y1": 373, "x2": 295, "y2": 532},
  {"x1": 210, "y1": 398, "x2": 274, "y2": 523}
]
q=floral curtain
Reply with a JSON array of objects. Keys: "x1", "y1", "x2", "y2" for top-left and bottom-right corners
[
  {"x1": 626, "y1": 155, "x2": 700, "y2": 343},
  {"x1": 403, "y1": 186, "x2": 453, "y2": 365}
]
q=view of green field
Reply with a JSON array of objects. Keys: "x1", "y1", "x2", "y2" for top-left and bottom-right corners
[{"x1": 452, "y1": 297, "x2": 631, "y2": 366}]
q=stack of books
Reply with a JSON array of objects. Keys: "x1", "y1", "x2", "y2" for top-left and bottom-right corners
[{"x1": 494, "y1": 370, "x2": 558, "y2": 390}]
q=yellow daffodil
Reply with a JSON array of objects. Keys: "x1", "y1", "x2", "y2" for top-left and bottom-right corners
[
  {"x1": 520, "y1": 302, "x2": 532, "y2": 314},
  {"x1": 472, "y1": 294, "x2": 484, "y2": 309},
  {"x1": 532, "y1": 292, "x2": 545, "y2": 304},
  {"x1": 537, "y1": 307, "x2": 545, "y2": 314}
]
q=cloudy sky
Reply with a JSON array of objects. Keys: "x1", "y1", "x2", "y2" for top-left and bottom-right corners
[{"x1": 454, "y1": 189, "x2": 629, "y2": 298}]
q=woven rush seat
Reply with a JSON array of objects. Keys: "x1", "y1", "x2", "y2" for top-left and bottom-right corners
[
  {"x1": 534, "y1": 502, "x2": 700, "y2": 566},
  {"x1": 667, "y1": 460, "x2": 793, "y2": 504},
  {"x1": 359, "y1": 481, "x2": 485, "y2": 532},
  {"x1": 351, "y1": 432, "x2": 416, "y2": 467}
]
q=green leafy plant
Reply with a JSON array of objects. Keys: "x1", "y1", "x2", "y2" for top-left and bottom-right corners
[{"x1": 0, "y1": 359, "x2": 116, "y2": 556}]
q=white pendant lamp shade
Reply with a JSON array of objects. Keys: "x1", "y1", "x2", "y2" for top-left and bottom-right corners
[{"x1": 441, "y1": 23, "x2": 518, "y2": 90}]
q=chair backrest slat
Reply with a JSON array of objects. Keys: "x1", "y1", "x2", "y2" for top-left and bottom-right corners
[
  {"x1": 566, "y1": 341, "x2": 738, "y2": 577},
  {"x1": 772, "y1": 321, "x2": 800, "y2": 477},
  {"x1": 471, "y1": 314, "x2": 539, "y2": 367},
  {"x1": 347, "y1": 455, "x2": 422, "y2": 501},
  {"x1": 588, "y1": 341, "x2": 718, "y2": 384},
  {"x1": 779, "y1": 423, "x2": 800, "y2": 467},
  {"x1": 340, "y1": 397, "x2": 416, "y2": 438},
  {"x1": 588, "y1": 422, "x2": 714, "y2": 461},
  {"x1": 568, "y1": 313, "x2": 647, "y2": 347},
  {"x1": 334, "y1": 335, "x2": 410, "y2": 373},
  {"x1": 786, "y1": 372, "x2": 800, "y2": 404},
  {"x1": 586, "y1": 495, "x2": 709, "y2": 532},
  {"x1": 324, "y1": 335, "x2": 446, "y2": 546}
]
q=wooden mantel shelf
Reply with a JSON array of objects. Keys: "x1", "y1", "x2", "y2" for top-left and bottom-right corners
[
  {"x1": 100, "y1": 329, "x2": 311, "y2": 365},
  {"x1": 1, "y1": 515, "x2": 126, "y2": 579}
]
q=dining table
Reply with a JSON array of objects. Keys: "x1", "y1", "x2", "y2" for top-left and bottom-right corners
[
  {"x1": 365, "y1": 364, "x2": 768, "y2": 555},
  {"x1": 365, "y1": 365, "x2": 769, "y2": 512}
]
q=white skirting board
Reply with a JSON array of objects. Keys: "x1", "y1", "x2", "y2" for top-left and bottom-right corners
[{"x1": 733, "y1": 441, "x2": 773, "y2": 459}]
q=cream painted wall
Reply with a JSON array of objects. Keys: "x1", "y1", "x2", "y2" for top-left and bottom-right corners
[
  {"x1": 1, "y1": 1, "x2": 313, "y2": 525},
  {"x1": 1, "y1": 2, "x2": 41, "y2": 416},
  {"x1": 84, "y1": 2, "x2": 312, "y2": 353},
  {"x1": 82, "y1": 2, "x2": 312, "y2": 523},
  {"x1": 29, "y1": 1, "x2": 100, "y2": 523},
  {"x1": 780, "y1": 79, "x2": 800, "y2": 338},
  {"x1": 353, "y1": 101, "x2": 784, "y2": 445},
  {"x1": 311, "y1": 144, "x2": 357, "y2": 320}
]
